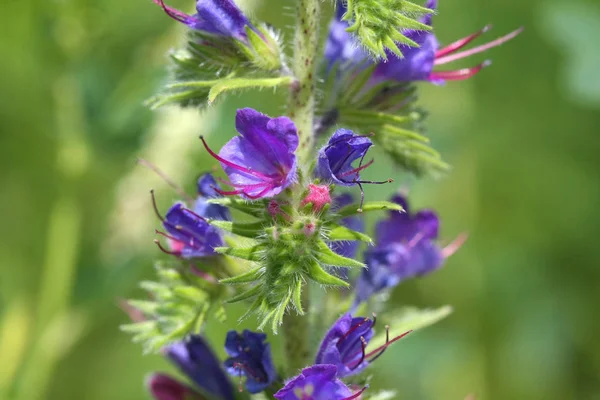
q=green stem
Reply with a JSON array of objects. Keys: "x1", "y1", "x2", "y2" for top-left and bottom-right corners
[
  {"x1": 288, "y1": 0, "x2": 321, "y2": 166},
  {"x1": 282, "y1": 285, "x2": 310, "y2": 375}
]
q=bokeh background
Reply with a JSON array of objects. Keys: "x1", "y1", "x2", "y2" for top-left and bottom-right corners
[{"x1": 2, "y1": 0, "x2": 600, "y2": 399}]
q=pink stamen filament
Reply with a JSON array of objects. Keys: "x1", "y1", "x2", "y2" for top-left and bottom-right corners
[
  {"x1": 441, "y1": 232, "x2": 469, "y2": 258},
  {"x1": 407, "y1": 232, "x2": 425, "y2": 248},
  {"x1": 342, "y1": 385, "x2": 369, "y2": 400},
  {"x1": 348, "y1": 336, "x2": 368, "y2": 371},
  {"x1": 434, "y1": 27, "x2": 524, "y2": 65},
  {"x1": 217, "y1": 177, "x2": 273, "y2": 190},
  {"x1": 199, "y1": 136, "x2": 277, "y2": 181},
  {"x1": 181, "y1": 207, "x2": 207, "y2": 222},
  {"x1": 429, "y1": 60, "x2": 491, "y2": 81},
  {"x1": 435, "y1": 24, "x2": 492, "y2": 59}
]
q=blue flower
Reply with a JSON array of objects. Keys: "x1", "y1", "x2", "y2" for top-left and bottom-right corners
[
  {"x1": 315, "y1": 314, "x2": 374, "y2": 378},
  {"x1": 316, "y1": 129, "x2": 374, "y2": 187},
  {"x1": 223, "y1": 330, "x2": 277, "y2": 394},
  {"x1": 147, "y1": 373, "x2": 204, "y2": 400},
  {"x1": 159, "y1": 202, "x2": 224, "y2": 258},
  {"x1": 153, "y1": 0, "x2": 252, "y2": 42},
  {"x1": 323, "y1": 3, "x2": 369, "y2": 72},
  {"x1": 194, "y1": 173, "x2": 231, "y2": 221},
  {"x1": 355, "y1": 194, "x2": 456, "y2": 304},
  {"x1": 166, "y1": 335, "x2": 235, "y2": 400},
  {"x1": 201, "y1": 108, "x2": 298, "y2": 199},
  {"x1": 274, "y1": 365, "x2": 361, "y2": 400}
]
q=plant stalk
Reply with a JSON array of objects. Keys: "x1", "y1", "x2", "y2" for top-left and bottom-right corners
[{"x1": 288, "y1": 0, "x2": 321, "y2": 166}]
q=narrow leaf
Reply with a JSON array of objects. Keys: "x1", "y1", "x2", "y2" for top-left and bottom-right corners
[
  {"x1": 315, "y1": 241, "x2": 366, "y2": 268},
  {"x1": 336, "y1": 201, "x2": 404, "y2": 218},
  {"x1": 220, "y1": 267, "x2": 264, "y2": 285},
  {"x1": 208, "y1": 76, "x2": 294, "y2": 103},
  {"x1": 304, "y1": 261, "x2": 350, "y2": 287}
]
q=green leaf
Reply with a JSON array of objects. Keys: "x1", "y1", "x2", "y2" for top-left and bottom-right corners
[
  {"x1": 208, "y1": 76, "x2": 294, "y2": 104},
  {"x1": 225, "y1": 284, "x2": 262, "y2": 303},
  {"x1": 207, "y1": 197, "x2": 265, "y2": 218},
  {"x1": 335, "y1": 200, "x2": 404, "y2": 218}
]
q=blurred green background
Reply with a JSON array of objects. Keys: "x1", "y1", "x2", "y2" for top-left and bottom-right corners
[{"x1": 1, "y1": 0, "x2": 600, "y2": 399}]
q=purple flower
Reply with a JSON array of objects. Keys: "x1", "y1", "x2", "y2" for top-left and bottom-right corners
[
  {"x1": 194, "y1": 173, "x2": 231, "y2": 221},
  {"x1": 315, "y1": 314, "x2": 374, "y2": 378},
  {"x1": 166, "y1": 335, "x2": 235, "y2": 400},
  {"x1": 316, "y1": 129, "x2": 374, "y2": 187},
  {"x1": 153, "y1": 0, "x2": 252, "y2": 42},
  {"x1": 147, "y1": 373, "x2": 204, "y2": 400},
  {"x1": 325, "y1": 0, "x2": 522, "y2": 84},
  {"x1": 330, "y1": 193, "x2": 363, "y2": 259},
  {"x1": 157, "y1": 202, "x2": 224, "y2": 258},
  {"x1": 274, "y1": 365, "x2": 364, "y2": 400},
  {"x1": 355, "y1": 194, "x2": 464, "y2": 304},
  {"x1": 223, "y1": 330, "x2": 276, "y2": 394},
  {"x1": 200, "y1": 108, "x2": 298, "y2": 199}
]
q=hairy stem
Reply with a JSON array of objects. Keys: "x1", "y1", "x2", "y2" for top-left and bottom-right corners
[
  {"x1": 282, "y1": 286, "x2": 310, "y2": 375},
  {"x1": 288, "y1": 0, "x2": 320, "y2": 165}
]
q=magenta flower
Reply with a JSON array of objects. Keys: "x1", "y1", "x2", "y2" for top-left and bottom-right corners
[
  {"x1": 153, "y1": 0, "x2": 252, "y2": 42},
  {"x1": 201, "y1": 108, "x2": 298, "y2": 200}
]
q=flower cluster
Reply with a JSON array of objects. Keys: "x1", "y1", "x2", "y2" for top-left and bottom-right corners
[{"x1": 122, "y1": 0, "x2": 520, "y2": 398}]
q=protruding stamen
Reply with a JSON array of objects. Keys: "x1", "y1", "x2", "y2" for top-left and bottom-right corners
[
  {"x1": 368, "y1": 325, "x2": 390, "y2": 363},
  {"x1": 365, "y1": 329, "x2": 412, "y2": 361},
  {"x1": 340, "y1": 317, "x2": 371, "y2": 342},
  {"x1": 152, "y1": 0, "x2": 199, "y2": 25},
  {"x1": 435, "y1": 24, "x2": 492, "y2": 59},
  {"x1": 434, "y1": 27, "x2": 523, "y2": 65},
  {"x1": 190, "y1": 264, "x2": 218, "y2": 283},
  {"x1": 199, "y1": 136, "x2": 273, "y2": 180},
  {"x1": 150, "y1": 190, "x2": 165, "y2": 222},
  {"x1": 153, "y1": 239, "x2": 180, "y2": 256},
  {"x1": 441, "y1": 232, "x2": 468, "y2": 258},
  {"x1": 407, "y1": 232, "x2": 425, "y2": 248},
  {"x1": 181, "y1": 207, "x2": 207, "y2": 222},
  {"x1": 138, "y1": 158, "x2": 192, "y2": 202},
  {"x1": 348, "y1": 336, "x2": 368, "y2": 371},
  {"x1": 342, "y1": 385, "x2": 369, "y2": 400},
  {"x1": 429, "y1": 60, "x2": 491, "y2": 81},
  {"x1": 371, "y1": 312, "x2": 377, "y2": 329}
]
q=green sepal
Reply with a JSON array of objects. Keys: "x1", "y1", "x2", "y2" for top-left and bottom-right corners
[
  {"x1": 208, "y1": 76, "x2": 293, "y2": 104},
  {"x1": 225, "y1": 284, "x2": 262, "y2": 303},
  {"x1": 335, "y1": 200, "x2": 404, "y2": 218},
  {"x1": 315, "y1": 241, "x2": 366, "y2": 268},
  {"x1": 214, "y1": 246, "x2": 264, "y2": 262},
  {"x1": 327, "y1": 224, "x2": 373, "y2": 244},
  {"x1": 220, "y1": 266, "x2": 264, "y2": 284},
  {"x1": 304, "y1": 260, "x2": 351, "y2": 287},
  {"x1": 208, "y1": 220, "x2": 265, "y2": 238},
  {"x1": 291, "y1": 278, "x2": 305, "y2": 315},
  {"x1": 207, "y1": 197, "x2": 266, "y2": 218},
  {"x1": 236, "y1": 25, "x2": 283, "y2": 71}
]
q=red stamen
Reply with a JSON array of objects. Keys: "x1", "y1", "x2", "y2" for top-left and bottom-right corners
[
  {"x1": 340, "y1": 317, "x2": 372, "y2": 342},
  {"x1": 342, "y1": 385, "x2": 369, "y2": 400},
  {"x1": 153, "y1": 239, "x2": 181, "y2": 256},
  {"x1": 371, "y1": 313, "x2": 377, "y2": 329},
  {"x1": 429, "y1": 60, "x2": 491, "y2": 81},
  {"x1": 348, "y1": 336, "x2": 368, "y2": 371},
  {"x1": 190, "y1": 264, "x2": 218, "y2": 283},
  {"x1": 435, "y1": 24, "x2": 492, "y2": 59},
  {"x1": 244, "y1": 185, "x2": 275, "y2": 200},
  {"x1": 181, "y1": 207, "x2": 207, "y2": 222},
  {"x1": 368, "y1": 325, "x2": 390, "y2": 363},
  {"x1": 365, "y1": 329, "x2": 412, "y2": 360},
  {"x1": 199, "y1": 136, "x2": 274, "y2": 181},
  {"x1": 150, "y1": 190, "x2": 165, "y2": 222},
  {"x1": 434, "y1": 27, "x2": 523, "y2": 65},
  {"x1": 214, "y1": 187, "x2": 245, "y2": 197},
  {"x1": 338, "y1": 159, "x2": 375, "y2": 178},
  {"x1": 217, "y1": 177, "x2": 272, "y2": 190}
]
